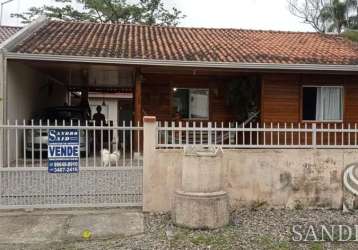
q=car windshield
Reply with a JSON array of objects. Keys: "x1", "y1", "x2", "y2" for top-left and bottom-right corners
[{"x1": 35, "y1": 109, "x2": 84, "y2": 122}]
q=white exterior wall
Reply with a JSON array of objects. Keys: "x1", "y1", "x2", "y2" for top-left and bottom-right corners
[
  {"x1": 143, "y1": 147, "x2": 351, "y2": 212},
  {"x1": 6, "y1": 61, "x2": 44, "y2": 122},
  {"x1": 4, "y1": 61, "x2": 67, "y2": 162},
  {"x1": 6, "y1": 61, "x2": 67, "y2": 122}
]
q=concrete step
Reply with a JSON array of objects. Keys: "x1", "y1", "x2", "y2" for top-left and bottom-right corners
[{"x1": 0, "y1": 208, "x2": 144, "y2": 244}]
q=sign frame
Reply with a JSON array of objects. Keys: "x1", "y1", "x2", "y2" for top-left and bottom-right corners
[{"x1": 48, "y1": 129, "x2": 80, "y2": 173}]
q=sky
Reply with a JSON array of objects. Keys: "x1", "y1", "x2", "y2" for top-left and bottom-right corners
[{"x1": 0, "y1": 0, "x2": 314, "y2": 32}]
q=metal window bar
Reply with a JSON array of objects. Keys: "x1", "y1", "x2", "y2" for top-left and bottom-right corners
[
  {"x1": 355, "y1": 124, "x2": 357, "y2": 146},
  {"x1": 0, "y1": 121, "x2": 144, "y2": 209},
  {"x1": 0, "y1": 122, "x2": 143, "y2": 170},
  {"x1": 156, "y1": 122, "x2": 358, "y2": 149}
]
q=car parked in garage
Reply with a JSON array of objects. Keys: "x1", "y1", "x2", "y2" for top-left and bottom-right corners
[{"x1": 25, "y1": 106, "x2": 92, "y2": 158}]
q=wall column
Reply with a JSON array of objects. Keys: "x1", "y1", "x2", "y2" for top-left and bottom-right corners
[
  {"x1": 0, "y1": 54, "x2": 5, "y2": 166},
  {"x1": 142, "y1": 116, "x2": 170, "y2": 212},
  {"x1": 134, "y1": 74, "x2": 142, "y2": 125},
  {"x1": 134, "y1": 73, "x2": 143, "y2": 154}
]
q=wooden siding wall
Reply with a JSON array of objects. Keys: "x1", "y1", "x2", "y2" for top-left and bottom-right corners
[
  {"x1": 261, "y1": 74, "x2": 300, "y2": 122},
  {"x1": 142, "y1": 72, "x2": 358, "y2": 124},
  {"x1": 142, "y1": 74, "x2": 236, "y2": 122},
  {"x1": 345, "y1": 76, "x2": 358, "y2": 122},
  {"x1": 261, "y1": 74, "x2": 358, "y2": 123}
]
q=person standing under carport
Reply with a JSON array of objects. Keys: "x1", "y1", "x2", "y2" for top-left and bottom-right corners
[
  {"x1": 93, "y1": 105, "x2": 106, "y2": 126},
  {"x1": 93, "y1": 105, "x2": 107, "y2": 152}
]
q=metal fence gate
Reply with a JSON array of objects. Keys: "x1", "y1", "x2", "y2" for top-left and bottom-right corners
[{"x1": 0, "y1": 121, "x2": 143, "y2": 209}]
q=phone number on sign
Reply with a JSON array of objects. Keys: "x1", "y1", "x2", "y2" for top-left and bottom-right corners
[
  {"x1": 50, "y1": 161, "x2": 79, "y2": 167},
  {"x1": 50, "y1": 167, "x2": 79, "y2": 173}
]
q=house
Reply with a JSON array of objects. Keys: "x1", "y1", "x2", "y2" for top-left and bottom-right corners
[
  {"x1": 1, "y1": 18, "x2": 358, "y2": 127},
  {"x1": 1, "y1": 17, "x2": 358, "y2": 209}
]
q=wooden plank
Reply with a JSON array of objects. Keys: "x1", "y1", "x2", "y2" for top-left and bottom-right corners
[{"x1": 261, "y1": 74, "x2": 300, "y2": 122}]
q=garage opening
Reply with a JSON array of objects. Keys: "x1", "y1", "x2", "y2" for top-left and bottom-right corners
[{"x1": 0, "y1": 60, "x2": 143, "y2": 208}]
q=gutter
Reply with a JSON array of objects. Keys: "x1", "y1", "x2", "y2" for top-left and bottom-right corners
[{"x1": 4, "y1": 52, "x2": 358, "y2": 72}]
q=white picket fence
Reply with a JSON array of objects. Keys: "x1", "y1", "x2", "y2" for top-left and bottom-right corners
[
  {"x1": 3, "y1": 119, "x2": 358, "y2": 209},
  {"x1": 0, "y1": 121, "x2": 143, "y2": 209},
  {"x1": 157, "y1": 121, "x2": 358, "y2": 149}
]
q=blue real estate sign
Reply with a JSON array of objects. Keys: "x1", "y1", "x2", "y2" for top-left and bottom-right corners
[{"x1": 48, "y1": 129, "x2": 80, "y2": 173}]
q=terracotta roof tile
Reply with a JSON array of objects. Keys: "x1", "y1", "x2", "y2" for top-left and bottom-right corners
[
  {"x1": 0, "y1": 26, "x2": 21, "y2": 44},
  {"x1": 11, "y1": 21, "x2": 358, "y2": 65}
]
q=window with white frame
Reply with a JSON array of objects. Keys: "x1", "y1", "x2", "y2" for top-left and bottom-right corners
[
  {"x1": 302, "y1": 86, "x2": 343, "y2": 121},
  {"x1": 173, "y1": 88, "x2": 209, "y2": 119}
]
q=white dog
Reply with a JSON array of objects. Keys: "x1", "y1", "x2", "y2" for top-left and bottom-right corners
[{"x1": 101, "y1": 149, "x2": 121, "y2": 167}]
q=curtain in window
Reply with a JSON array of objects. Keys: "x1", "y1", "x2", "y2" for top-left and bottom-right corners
[
  {"x1": 189, "y1": 90, "x2": 209, "y2": 118},
  {"x1": 316, "y1": 87, "x2": 342, "y2": 120}
]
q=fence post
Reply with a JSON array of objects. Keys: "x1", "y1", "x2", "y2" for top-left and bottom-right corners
[
  {"x1": 0, "y1": 53, "x2": 4, "y2": 167},
  {"x1": 208, "y1": 122, "x2": 212, "y2": 145},
  {"x1": 143, "y1": 116, "x2": 159, "y2": 211},
  {"x1": 0, "y1": 126, "x2": 2, "y2": 167},
  {"x1": 312, "y1": 123, "x2": 317, "y2": 148}
]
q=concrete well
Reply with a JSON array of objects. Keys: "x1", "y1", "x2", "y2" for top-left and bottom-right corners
[
  {"x1": 173, "y1": 146, "x2": 229, "y2": 229},
  {"x1": 173, "y1": 190, "x2": 229, "y2": 229},
  {"x1": 181, "y1": 146, "x2": 224, "y2": 193}
]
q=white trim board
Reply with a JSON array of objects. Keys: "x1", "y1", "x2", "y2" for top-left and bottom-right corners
[{"x1": 5, "y1": 52, "x2": 358, "y2": 72}]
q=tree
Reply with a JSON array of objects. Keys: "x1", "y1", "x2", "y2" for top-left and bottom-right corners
[
  {"x1": 11, "y1": 0, "x2": 185, "y2": 26},
  {"x1": 287, "y1": 0, "x2": 358, "y2": 33},
  {"x1": 12, "y1": 0, "x2": 94, "y2": 23},
  {"x1": 320, "y1": 0, "x2": 358, "y2": 33},
  {"x1": 287, "y1": 0, "x2": 328, "y2": 33}
]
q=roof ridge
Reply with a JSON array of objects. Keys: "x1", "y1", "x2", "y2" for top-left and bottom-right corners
[
  {"x1": 47, "y1": 20, "x2": 325, "y2": 35},
  {"x1": 11, "y1": 19, "x2": 358, "y2": 66}
]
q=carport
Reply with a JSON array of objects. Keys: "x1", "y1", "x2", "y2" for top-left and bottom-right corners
[
  {"x1": 4, "y1": 58, "x2": 141, "y2": 162},
  {"x1": 5, "y1": 59, "x2": 136, "y2": 124},
  {"x1": 0, "y1": 18, "x2": 144, "y2": 208},
  {"x1": 0, "y1": 59, "x2": 144, "y2": 209}
]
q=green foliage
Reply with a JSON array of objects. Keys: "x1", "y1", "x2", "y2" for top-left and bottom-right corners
[
  {"x1": 320, "y1": 0, "x2": 355, "y2": 33},
  {"x1": 321, "y1": 0, "x2": 346, "y2": 33},
  {"x1": 258, "y1": 236, "x2": 290, "y2": 250},
  {"x1": 288, "y1": 0, "x2": 358, "y2": 33},
  {"x1": 309, "y1": 242, "x2": 324, "y2": 250},
  {"x1": 11, "y1": 0, "x2": 94, "y2": 23},
  {"x1": 11, "y1": 0, "x2": 185, "y2": 26},
  {"x1": 343, "y1": 29, "x2": 358, "y2": 41}
]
